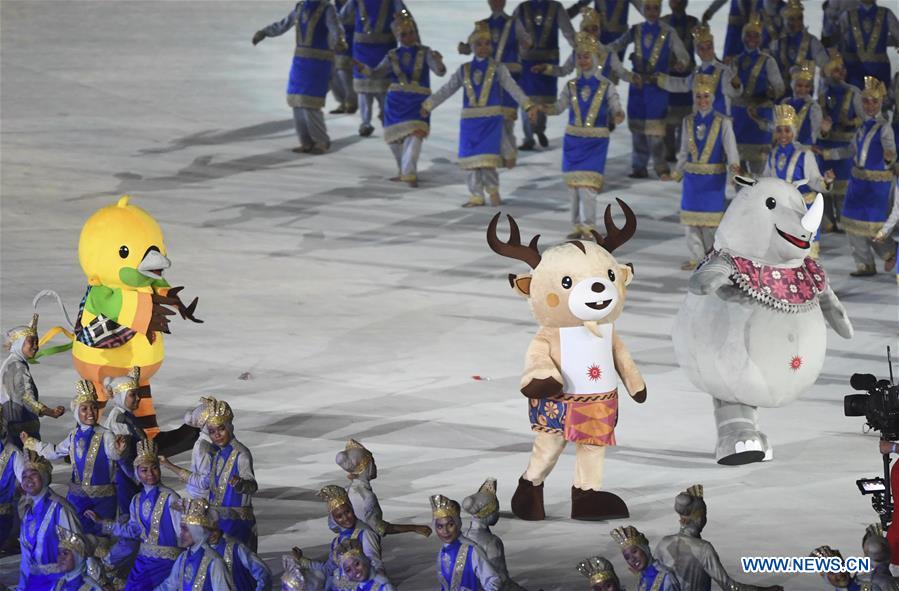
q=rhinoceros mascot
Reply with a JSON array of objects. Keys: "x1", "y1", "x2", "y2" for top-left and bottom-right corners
[{"x1": 673, "y1": 176, "x2": 854, "y2": 465}]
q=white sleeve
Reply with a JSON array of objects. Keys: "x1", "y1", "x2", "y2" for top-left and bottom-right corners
[
  {"x1": 668, "y1": 27, "x2": 691, "y2": 68},
  {"x1": 803, "y1": 150, "x2": 828, "y2": 192},
  {"x1": 325, "y1": 4, "x2": 343, "y2": 50},
  {"x1": 103, "y1": 429, "x2": 122, "y2": 461},
  {"x1": 766, "y1": 55, "x2": 785, "y2": 96},
  {"x1": 426, "y1": 48, "x2": 447, "y2": 76},
  {"x1": 545, "y1": 83, "x2": 570, "y2": 116},
  {"x1": 497, "y1": 64, "x2": 532, "y2": 107},
  {"x1": 423, "y1": 66, "x2": 464, "y2": 111},
  {"x1": 472, "y1": 544, "x2": 501, "y2": 591},
  {"x1": 881, "y1": 123, "x2": 897, "y2": 159},
  {"x1": 675, "y1": 118, "x2": 689, "y2": 173},
  {"x1": 607, "y1": 82, "x2": 622, "y2": 117},
  {"x1": 362, "y1": 528, "x2": 384, "y2": 574},
  {"x1": 234, "y1": 449, "x2": 257, "y2": 495},
  {"x1": 33, "y1": 431, "x2": 72, "y2": 461},
  {"x1": 809, "y1": 101, "x2": 822, "y2": 144},
  {"x1": 260, "y1": 5, "x2": 299, "y2": 38},
  {"x1": 721, "y1": 118, "x2": 740, "y2": 167}
]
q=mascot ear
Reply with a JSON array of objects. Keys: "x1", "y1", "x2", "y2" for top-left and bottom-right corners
[
  {"x1": 791, "y1": 178, "x2": 809, "y2": 188},
  {"x1": 508, "y1": 273, "x2": 532, "y2": 297},
  {"x1": 619, "y1": 263, "x2": 634, "y2": 286},
  {"x1": 734, "y1": 175, "x2": 757, "y2": 188}
]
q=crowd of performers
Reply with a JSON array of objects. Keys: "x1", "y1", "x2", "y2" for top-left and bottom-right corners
[{"x1": 252, "y1": 0, "x2": 899, "y2": 277}]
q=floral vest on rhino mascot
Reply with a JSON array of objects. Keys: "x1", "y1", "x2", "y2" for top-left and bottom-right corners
[{"x1": 673, "y1": 177, "x2": 853, "y2": 465}]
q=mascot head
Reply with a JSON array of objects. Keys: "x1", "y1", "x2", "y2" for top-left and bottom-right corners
[
  {"x1": 715, "y1": 176, "x2": 823, "y2": 266},
  {"x1": 78, "y1": 195, "x2": 170, "y2": 288},
  {"x1": 487, "y1": 199, "x2": 637, "y2": 332}
]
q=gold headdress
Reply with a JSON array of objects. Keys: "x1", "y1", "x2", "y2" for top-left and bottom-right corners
[
  {"x1": 472, "y1": 478, "x2": 500, "y2": 519},
  {"x1": 318, "y1": 485, "x2": 351, "y2": 512},
  {"x1": 72, "y1": 380, "x2": 98, "y2": 406},
  {"x1": 343, "y1": 439, "x2": 373, "y2": 475},
  {"x1": 692, "y1": 23, "x2": 714, "y2": 46},
  {"x1": 57, "y1": 525, "x2": 89, "y2": 556},
  {"x1": 182, "y1": 498, "x2": 215, "y2": 529},
  {"x1": 866, "y1": 523, "x2": 885, "y2": 539},
  {"x1": 810, "y1": 545, "x2": 843, "y2": 559},
  {"x1": 693, "y1": 73, "x2": 716, "y2": 95},
  {"x1": 6, "y1": 314, "x2": 38, "y2": 344},
  {"x1": 791, "y1": 60, "x2": 814, "y2": 82},
  {"x1": 577, "y1": 556, "x2": 618, "y2": 586},
  {"x1": 22, "y1": 450, "x2": 52, "y2": 482},
  {"x1": 743, "y1": 12, "x2": 763, "y2": 36},
  {"x1": 610, "y1": 525, "x2": 649, "y2": 549},
  {"x1": 113, "y1": 366, "x2": 141, "y2": 396},
  {"x1": 393, "y1": 9, "x2": 416, "y2": 34},
  {"x1": 205, "y1": 399, "x2": 234, "y2": 428},
  {"x1": 774, "y1": 104, "x2": 799, "y2": 128},
  {"x1": 579, "y1": 6, "x2": 601, "y2": 31},
  {"x1": 575, "y1": 31, "x2": 601, "y2": 56},
  {"x1": 686, "y1": 484, "x2": 704, "y2": 498},
  {"x1": 430, "y1": 494, "x2": 461, "y2": 520},
  {"x1": 862, "y1": 76, "x2": 887, "y2": 100},
  {"x1": 782, "y1": 0, "x2": 804, "y2": 18},
  {"x1": 133, "y1": 438, "x2": 159, "y2": 469},
  {"x1": 469, "y1": 21, "x2": 492, "y2": 45},
  {"x1": 823, "y1": 48, "x2": 844, "y2": 77},
  {"x1": 334, "y1": 538, "x2": 367, "y2": 563}
]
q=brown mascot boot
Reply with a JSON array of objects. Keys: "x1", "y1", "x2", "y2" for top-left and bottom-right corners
[
  {"x1": 570, "y1": 487, "x2": 629, "y2": 521},
  {"x1": 511, "y1": 477, "x2": 545, "y2": 521}
]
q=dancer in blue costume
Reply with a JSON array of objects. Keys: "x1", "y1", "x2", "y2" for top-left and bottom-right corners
[
  {"x1": 544, "y1": 32, "x2": 624, "y2": 239},
  {"x1": 160, "y1": 397, "x2": 217, "y2": 501},
  {"x1": 763, "y1": 104, "x2": 834, "y2": 259},
  {"x1": 2, "y1": 314, "x2": 65, "y2": 448},
  {"x1": 609, "y1": 0, "x2": 690, "y2": 180},
  {"x1": 340, "y1": 0, "x2": 410, "y2": 137},
  {"x1": 816, "y1": 51, "x2": 863, "y2": 232},
  {"x1": 253, "y1": 0, "x2": 346, "y2": 154},
  {"x1": 102, "y1": 367, "x2": 145, "y2": 520},
  {"x1": 23, "y1": 380, "x2": 125, "y2": 537},
  {"x1": 838, "y1": 0, "x2": 899, "y2": 88},
  {"x1": 431, "y1": 494, "x2": 500, "y2": 591},
  {"x1": 154, "y1": 498, "x2": 233, "y2": 591},
  {"x1": 776, "y1": 62, "x2": 821, "y2": 149},
  {"x1": 423, "y1": 22, "x2": 538, "y2": 208},
  {"x1": 0, "y1": 414, "x2": 22, "y2": 553},
  {"x1": 330, "y1": 0, "x2": 359, "y2": 114},
  {"x1": 610, "y1": 525, "x2": 681, "y2": 591},
  {"x1": 18, "y1": 451, "x2": 83, "y2": 591},
  {"x1": 459, "y1": 0, "x2": 532, "y2": 168},
  {"x1": 661, "y1": 0, "x2": 699, "y2": 163},
  {"x1": 769, "y1": 0, "x2": 828, "y2": 94},
  {"x1": 90, "y1": 439, "x2": 182, "y2": 591},
  {"x1": 701, "y1": 0, "x2": 762, "y2": 62},
  {"x1": 836, "y1": 76, "x2": 897, "y2": 277},
  {"x1": 729, "y1": 12, "x2": 784, "y2": 175},
  {"x1": 655, "y1": 24, "x2": 740, "y2": 117},
  {"x1": 208, "y1": 524, "x2": 272, "y2": 591},
  {"x1": 356, "y1": 10, "x2": 446, "y2": 187},
  {"x1": 672, "y1": 74, "x2": 741, "y2": 270},
  {"x1": 565, "y1": 0, "x2": 642, "y2": 58},
  {"x1": 511, "y1": 0, "x2": 576, "y2": 150},
  {"x1": 333, "y1": 539, "x2": 396, "y2": 591},
  {"x1": 52, "y1": 526, "x2": 104, "y2": 591},
  {"x1": 576, "y1": 556, "x2": 621, "y2": 591},
  {"x1": 810, "y1": 546, "x2": 863, "y2": 591}
]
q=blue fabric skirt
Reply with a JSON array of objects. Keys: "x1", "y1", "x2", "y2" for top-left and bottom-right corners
[
  {"x1": 562, "y1": 134, "x2": 609, "y2": 176},
  {"x1": 458, "y1": 116, "x2": 503, "y2": 168},
  {"x1": 384, "y1": 90, "x2": 429, "y2": 142},
  {"x1": 125, "y1": 554, "x2": 178, "y2": 591},
  {"x1": 843, "y1": 177, "x2": 891, "y2": 224},
  {"x1": 732, "y1": 104, "x2": 772, "y2": 146},
  {"x1": 220, "y1": 516, "x2": 257, "y2": 550},
  {"x1": 682, "y1": 172, "x2": 727, "y2": 213},
  {"x1": 21, "y1": 572, "x2": 62, "y2": 591},
  {"x1": 288, "y1": 56, "x2": 332, "y2": 101},
  {"x1": 627, "y1": 83, "x2": 668, "y2": 127},
  {"x1": 520, "y1": 61, "x2": 558, "y2": 100}
]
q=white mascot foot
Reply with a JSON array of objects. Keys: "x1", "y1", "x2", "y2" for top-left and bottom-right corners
[{"x1": 713, "y1": 399, "x2": 767, "y2": 466}]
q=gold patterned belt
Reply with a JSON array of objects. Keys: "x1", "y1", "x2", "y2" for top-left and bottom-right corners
[
  {"x1": 461, "y1": 106, "x2": 506, "y2": 119},
  {"x1": 684, "y1": 162, "x2": 727, "y2": 174},
  {"x1": 354, "y1": 32, "x2": 395, "y2": 44},
  {"x1": 388, "y1": 83, "x2": 431, "y2": 95},
  {"x1": 68, "y1": 483, "x2": 116, "y2": 498},
  {"x1": 214, "y1": 506, "x2": 255, "y2": 520},
  {"x1": 565, "y1": 125, "x2": 610, "y2": 138},
  {"x1": 294, "y1": 47, "x2": 335, "y2": 61},
  {"x1": 852, "y1": 167, "x2": 893, "y2": 182},
  {"x1": 140, "y1": 543, "x2": 183, "y2": 560}
]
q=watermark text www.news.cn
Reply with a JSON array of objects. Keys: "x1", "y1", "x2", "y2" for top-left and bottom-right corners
[{"x1": 741, "y1": 556, "x2": 871, "y2": 574}]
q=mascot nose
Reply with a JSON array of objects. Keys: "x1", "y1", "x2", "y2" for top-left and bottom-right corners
[
  {"x1": 591, "y1": 282, "x2": 606, "y2": 293},
  {"x1": 801, "y1": 193, "x2": 824, "y2": 233}
]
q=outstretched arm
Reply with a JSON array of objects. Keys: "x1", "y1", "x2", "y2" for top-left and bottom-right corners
[
  {"x1": 254, "y1": 5, "x2": 299, "y2": 43},
  {"x1": 818, "y1": 284, "x2": 854, "y2": 339},
  {"x1": 421, "y1": 66, "x2": 463, "y2": 113}
]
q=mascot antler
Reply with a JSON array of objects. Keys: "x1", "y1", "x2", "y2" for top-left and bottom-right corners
[
  {"x1": 590, "y1": 198, "x2": 637, "y2": 253},
  {"x1": 487, "y1": 213, "x2": 542, "y2": 269}
]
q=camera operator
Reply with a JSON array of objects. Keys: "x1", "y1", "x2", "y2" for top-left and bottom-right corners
[{"x1": 878, "y1": 439, "x2": 899, "y2": 576}]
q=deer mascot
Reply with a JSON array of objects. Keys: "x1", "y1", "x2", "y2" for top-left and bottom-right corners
[{"x1": 487, "y1": 198, "x2": 646, "y2": 522}]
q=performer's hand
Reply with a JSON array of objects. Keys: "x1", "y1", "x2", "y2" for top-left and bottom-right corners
[
  {"x1": 252, "y1": 31, "x2": 266, "y2": 46},
  {"x1": 519, "y1": 38, "x2": 533, "y2": 50},
  {"x1": 44, "y1": 405, "x2": 65, "y2": 418},
  {"x1": 823, "y1": 169, "x2": 836, "y2": 183},
  {"x1": 885, "y1": 151, "x2": 896, "y2": 164},
  {"x1": 631, "y1": 74, "x2": 644, "y2": 89},
  {"x1": 520, "y1": 376, "x2": 563, "y2": 399},
  {"x1": 84, "y1": 510, "x2": 100, "y2": 523},
  {"x1": 672, "y1": 62, "x2": 688, "y2": 74},
  {"x1": 730, "y1": 75, "x2": 741, "y2": 89},
  {"x1": 614, "y1": 112, "x2": 625, "y2": 125},
  {"x1": 420, "y1": 107, "x2": 429, "y2": 117},
  {"x1": 431, "y1": 50, "x2": 443, "y2": 63},
  {"x1": 874, "y1": 231, "x2": 888, "y2": 243},
  {"x1": 530, "y1": 64, "x2": 547, "y2": 74},
  {"x1": 729, "y1": 164, "x2": 742, "y2": 175},
  {"x1": 647, "y1": 73, "x2": 659, "y2": 85},
  {"x1": 114, "y1": 435, "x2": 128, "y2": 455},
  {"x1": 880, "y1": 440, "x2": 896, "y2": 454},
  {"x1": 415, "y1": 525, "x2": 432, "y2": 537},
  {"x1": 821, "y1": 116, "x2": 833, "y2": 133},
  {"x1": 458, "y1": 41, "x2": 471, "y2": 55},
  {"x1": 19, "y1": 432, "x2": 29, "y2": 445},
  {"x1": 526, "y1": 106, "x2": 539, "y2": 123},
  {"x1": 352, "y1": 59, "x2": 368, "y2": 74},
  {"x1": 811, "y1": 145, "x2": 824, "y2": 156},
  {"x1": 229, "y1": 475, "x2": 243, "y2": 488},
  {"x1": 292, "y1": 547, "x2": 304, "y2": 561}
]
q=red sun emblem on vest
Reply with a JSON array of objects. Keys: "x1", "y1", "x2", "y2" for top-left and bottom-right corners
[
  {"x1": 586, "y1": 364, "x2": 602, "y2": 381},
  {"x1": 789, "y1": 355, "x2": 802, "y2": 371}
]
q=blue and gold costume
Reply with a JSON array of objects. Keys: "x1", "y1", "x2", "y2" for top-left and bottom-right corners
[
  {"x1": 0, "y1": 435, "x2": 22, "y2": 550},
  {"x1": 769, "y1": 0, "x2": 828, "y2": 90},
  {"x1": 208, "y1": 438, "x2": 257, "y2": 550},
  {"x1": 838, "y1": 2, "x2": 898, "y2": 88},
  {"x1": 817, "y1": 56, "x2": 862, "y2": 209},
  {"x1": 154, "y1": 498, "x2": 232, "y2": 591},
  {"x1": 431, "y1": 494, "x2": 499, "y2": 591},
  {"x1": 611, "y1": 524, "x2": 681, "y2": 591},
  {"x1": 210, "y1": 532, "x2": 273, "y2": 591},
  {"x1": 701, "y1": 0, "x2": 762, "y2": 60},
  {"x1": 661, "y1": 8, "x2": 699, "y2": 159},
  {"x1": 331, "y1": 0, "x2": 358, "y2": 113}
]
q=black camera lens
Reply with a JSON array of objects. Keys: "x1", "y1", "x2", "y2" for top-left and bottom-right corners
[{"x1": 844, "y1": 394, "x2": 868, "y2": 417}]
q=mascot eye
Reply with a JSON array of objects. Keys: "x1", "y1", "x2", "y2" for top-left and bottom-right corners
[
  {"x1": 765, "y1": 197, "x2": 776, "y2": 210},
  {"x1": 118, "y1": 245, "x2": 129, "y2": 259},
  {"x1": 561, "y1": 276, "x2": 573, "y2": 289},
  {"x1": 608, "y1": 269, "x2": 616, "y2": 282}
]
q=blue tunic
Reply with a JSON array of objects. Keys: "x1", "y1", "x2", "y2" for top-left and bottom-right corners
[
  {"x1": 817, "y1": 82, "x2": 860, "y2": 195},
  {"x1": 722, "y1": 0, "x2": 763, "y2": 59},
  {"x1": 383, "y1": 45, "x2": 432, "y2": 143},
  {"x1": 681, "y1": 111, "x2": 728, "y2": 227},
  {"x1": 627, "y1": 21, "x2": 672, "y2": 136},
  {"x1": 639, "y1": 562, "x2": 678, "y2": 591},
  {"x1": 210, "y1": 441, "x2": 256, "y2": 549},
  {"x1": 211, "y1": 535, "x2": 272, "y2": 591},
  {"x1": 662, "y1": 13, "x2": 697, "y2": 118},
  {"x1": 841, "y1": 5, "x2": 892, "y2": 88},
  {"x1": 732, "y1": 49, "x2": 774, "y2": 151},
  {"x1": 20, "y1": 492, "x2": 79, "y2": 591},
  {"x1": 121, "y1": 486, "x2": 182, "y2": 591},
  {"x1": 843, "y1": 118, "x2": 893, "y2": 237},
  {"x1": 0, "y1": 440, "x2": 20, "y2": 548},
  {"x1": 562, "y1": 75, "x2": 612, "y2": 190},
  {"x1": 485, "y1": 13, "x2": 521, "y2": 118},
  {"x1": 438, "y1": 539, "x2": 481, "y2": 591},
  {"x1": 518, "y1": 0, "x2": 562, "y2": 102},
  {"x1": 350, "y1": 0, "x2": 397, "y2": 93},
  {"x1": 168, "y1": 545, "x2": 224, "y2": 591},
  {"x1": 288, "y1": 0, "x2": 335, "y2": 109},
  {"x1": 458, "y1": 59, "x2": 506, "y2": 169},
  {"x1": 67, "y1": 426, "x2": 116, "y2": 536},
  {"x1": 593, "y1": 0, "x2": 632, "y2": 48}
]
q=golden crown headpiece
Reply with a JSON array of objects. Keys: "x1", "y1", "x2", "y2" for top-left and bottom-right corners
[
  {"x1": 133, "y1": 438, "x2": 159, "y2": 469},
  {"x1": 577, "y1": 556, "x2": 618, "y2": 586},
  {"x1": 393, "y1": 10, "x2": 416, "y2": 34},
  {"x1": 469, "y1": 21, "x2": 492, "y2": 44},
  {"x1": 318, "y1": 485, "x2": 351, "y2": 512},
  {"x1": 610, "y1": 525, "x2": 649, "y2": 549},
  {"x1": 686, "y1": 484, "x2": 704, "y2": 498},
  {"x1": 575, "y1": 31, "x2": 601, "y2": 56},
  {"x1": 430, "y1": 494, "x2": 461, "y2": 520},
  {"x1": 782, "y1": 0, "x2": 803, "y2": 18},
  {"x1": 579, "y1": 6, "x2": 601, "y2": 31},
  {"x1": 823, "y1": 49, "x2": 844, "y2": 76},
  {"x1": 692, "y1": 23, "x2": 714, "y2": 45},
  {"x1": 473, "y1": 478, "x2": 500, "y2": 518},
  {"x1": 6, "y1": 314, "x2": 38, "y2": 343},
  {"x1": 693, "y1": 73, "x2": 716, "y2": 95},
  {"x1": 23, "y1": 450, "x2": 52, "y2": 480},
  {"x1": 113, "y1": 366, "x2": 141, "y2": 396},
  {"x1": 204, "y1": 399, "x2": 234, "y2": 428},
  {"x1": 862, "y1": 76, "x2": 886, "y2": 100},
  {"x1": 335, "y1": 538, "x2": 367, "y2": 563},
  {"x1": 743, "y1": 13, "x2": 763, "y2": 35},
  {"x1": 810, "y1": 545, "x2": 843, "y2": 560},
  {"x1": 56, "y1": 525, "x2": 89, "y2": 556},
  {"x1": 182, "y1": 498, "x2": 215, "y2": 529},
  {"x1": 791, "y1": 60, "x2": 814, "y2": 82},
  {"x1": 774, "y1": 104, "x2": 799, "y2": 128},
  {"x1": 72, "y1": 380, "x2": 99, "y2": 406},
  {"x1": 344, "y1": 439, "x2": 373, "y2": 475},
  {"x1": 866, "y1": 523, "x2": 885, "y2": 539}
]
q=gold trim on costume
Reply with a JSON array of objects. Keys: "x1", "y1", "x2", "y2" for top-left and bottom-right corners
[
  {"x1": 680, "y1": 210, "x2": 724, "y2": 227},
  {"x1": 287, "y1": 94, "x2": 326, "y2": 109},
  {"x1": 841, "y1": 217, "x2": 884, "y2": 238},
  {"x1": 296, "y1": 1, "x2": 329, "y2": 48},
  {"x1": 744, "y1": 52, "x2": 768, "y2": 98},
  {"x1": 387, "y1": 82, "x2": 431, "y2": 95},
  {"x1": 629, "y1": 118, "x2": 666, "y2": 137},
  {"x1": 857, "y1": 121, "x2": 884, "y2": 167},
  {"x1": 684, "y1": 162, "x2": 727, "y2": 174},
  {"x1": 849, "y1": 8, "x2": 885, "y2": 62},
  {"x1": 851, "y1": 167, "x2": 893, "y2": 182},
  {"x1": 564, "y1": 125, "x2": 610, "y2": 138},
  {"x1": 68, "y1": 483, "x2": 116, "y2": 498},
  {"x1": 564, "y1": 171, "x2": 604, "y2": 190},
  {"x1": 139, "y1": 542, "x2": 183, "y2": 560},
  {"x1": 212, "y1": 448, "x2": 239, "y2": 506},
  {"x1": 384, "y1": 120, "x2": 429, "y2": 143},
  {"x1": 459, "y1": 154, "x2": 503, "y2": 169},
  {"x1": 293, "y1": 47, "x2": 335, "y2": 61},
  {"x1": 461, "y1": 106, "x2": 506, "y2": 119}
]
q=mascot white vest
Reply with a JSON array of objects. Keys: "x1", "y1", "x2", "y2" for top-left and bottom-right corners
[{"x1": 673, "y1": 177, "x2": 853, "y2": 465}]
